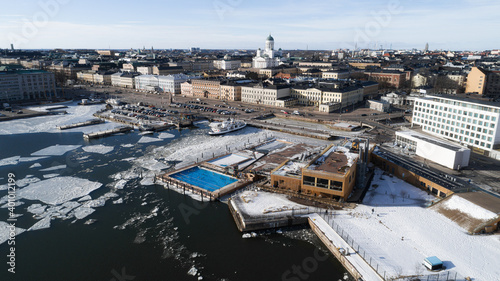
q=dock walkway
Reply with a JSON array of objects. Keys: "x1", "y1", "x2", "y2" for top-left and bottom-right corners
[
  {"x1": 83, "y1": 126, "x2": 133, "y2": 140},
  {"x1": 308, "y1": 213, "x2": 384, "y2": 281},
  {"x1": 57, "y1": 119, "x2": 105, "y2": 130}
]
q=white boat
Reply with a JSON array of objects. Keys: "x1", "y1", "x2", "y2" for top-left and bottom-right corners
[{"x1": 208, "y1": 119, "x2": 246, "y2": 135}]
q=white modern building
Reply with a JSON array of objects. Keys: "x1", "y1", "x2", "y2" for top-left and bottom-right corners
[
  {"x1": 396, "y1": 130, "x2": 471, "y2": 170},
  {"x1": 213, "y1": 57, "x2": 241, "y2": 70},
  {"x1": 241, "y1": 83, "x2": 290, "y2": 106},
  {"x1": 134, "y1": 74, "x2": 190, "y2": 94},
  {"x1": 412, "y1": 95, "x2": 500, "y2": 152},
  {"x1": 367, "y1": 100, "x2": 390, "y2": 112},
  {"x1": 252, "y1": 34, "x2": 284, "y2": 69}
]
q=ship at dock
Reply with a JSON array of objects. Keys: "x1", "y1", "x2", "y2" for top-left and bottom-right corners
[{"x1": 208, "y1": 119, "x2": 246, "y2": 135}]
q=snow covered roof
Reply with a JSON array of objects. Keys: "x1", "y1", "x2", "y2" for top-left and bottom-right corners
[{"x1": 306, "y1": 145, "x2": 358, "y2": 174}]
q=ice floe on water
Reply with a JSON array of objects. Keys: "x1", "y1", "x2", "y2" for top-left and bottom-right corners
[
  {"x1": 0, "y1": 221, "x2": 25, "y2": 245},
  {"x1": 82, "y1": 144, "x2": 114, "y2": 154},
  {"x1": 28, "y1": 216, "x2": 51, "y2": 231},
  {"x1": 114, "y1": 179, "x2": 128, "y2": 189},
  {"x1": 0, "y1": 156, "x2": 21, "y2": 167},
  {"x1": 43, "y1": 173, "x2": 60, "y2": 179},
  {"x1": 158, "y1": 132, "x2": 175, "y2": 139},
  {"x1": 121, "y1": 143, "x2": 135, "y2": 148},
  {"x1": 31, "y1": 144, "x2": 82, "y2": 156},
  {"x1": 113, "y1": 198, "x2": 123, "y2": 204},
  {"x1": 27, "y1": 204, "x2": 47, "y2": 215},
  {"x1": 138, "y1": 136, "x2": 163, "y2": 144},
  {"x1": 40, "y1": 164, "x2": 67, "y2": 172},
  {"x1": 78, "y1": 195, "x2": 92, "y2": 202},
  {"x1": 29, "y1": 163, "x2": 42, "y2": 169},
  {"x1": 0, "y1": 103, "x2": 121, "y2": 135},
  {"x1": 15, "y1": 175, "x2": 41, "y2": 188},
  {"x1": 15, "y1": 176, "x2": 102, "y2": 205},
  {"x1": 19, "y1": 156, "x2": 49, "y2": 163},
  {"x1": 74, "y1": 206, "x2": 95, "y2": 220}
]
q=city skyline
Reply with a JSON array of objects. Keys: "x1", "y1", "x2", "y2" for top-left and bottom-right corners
[{"x1": 1, "y1": 0, "x2": 500, "y2": 51}]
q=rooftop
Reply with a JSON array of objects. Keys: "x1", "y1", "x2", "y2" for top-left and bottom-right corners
[
  {"x1": 420, "y1": 94, "x2": 500, "y2": 109},
  {"x1": 396, "y1": 130, "x2": 468, "y2": 152},
  {"x1": 306, "y1": 146, "x2": 358, "y2": 174}
]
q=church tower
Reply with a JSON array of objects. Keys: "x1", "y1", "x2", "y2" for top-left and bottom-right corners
[{"x1": 265, "y1": 34, "x2": 274, "y2": 51}]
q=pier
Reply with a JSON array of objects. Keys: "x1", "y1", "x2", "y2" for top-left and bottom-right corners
[
  {"x1": 308, "y1": 213, "x2": 384, "y2": 281},
  {"x1": 57, "y1": 119, "x2": 105, "y2": 130},
  {"x1": 83, "y1": 126, "x2": 133, "y2": 140}
]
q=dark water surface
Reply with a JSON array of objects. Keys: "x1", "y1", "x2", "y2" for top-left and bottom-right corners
[{"x1": 0, "y1": 127, "x2": 349, "y2": 281}]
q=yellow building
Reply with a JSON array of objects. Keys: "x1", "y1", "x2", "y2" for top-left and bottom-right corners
[
  {"x1": 220, "y1": 83, "x2": 242, "y2": 101},
  {"x1": 465, "y1": 67, "x2": 487, "y2": 95},
  {"x1": 192, "y1": 79, "x2": 221, "y2": 99}
]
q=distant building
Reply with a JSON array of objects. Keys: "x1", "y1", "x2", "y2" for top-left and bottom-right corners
[
  {"x1": 135, "y1": 74, "x2": 189, "y2": 94},
  {"x1": 180, "y1": 81, "x2": 193, "y2": 97},
  {"x1": 291, "y1": 82, "x2": 364, "y2": 110},
  {"x1": 241, "y1": 82, "x2": 290, "y2": 106},
  {"x1": 213, "y1": 58, "x2": 241, "y2": 70},
  {"x1": 364, "y1": 70, "x2": 408, "y2": 88},
  {"x1": 153, "y1": 65, "x2": 184, "y2": 75},
  {"x1": 111, "y1": 72, "x2": 141, "y2": 89},
  {"x1": 367, "y1": 100, "x2": 390, "y2": 112},
  {"x1": 0, "y1": 68, "x2": 57, "y2": 101},
  {"x1": 465, "y1": 67, "x2": 500, "y2": 97},
  {"x1": 96, "y1": 50, "x2": 115, "y2": 57},
  {"x1": 252, "y1": 34, "x2": 284, "y2": 69},
  {"x1": 412, "y1": 95, "x2": 500, "y2": 153},
  {"x1": 192, "y1": 79, "x2": 221, "y2": 99}
]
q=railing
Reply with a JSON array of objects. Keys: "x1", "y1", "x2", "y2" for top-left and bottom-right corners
[{"x1": 320, "y1": 213, "x2": 467, "y2": 281}]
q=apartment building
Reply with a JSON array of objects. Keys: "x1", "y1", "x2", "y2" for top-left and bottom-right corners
[
  {"x1": 241, "y1": 83, "x2": 291, "y2": 106},
  {"x1": 0, "y1": 69, "x2": 57, "y2": 101},
  {"x1": 192, "y1": 79, "x2": 221, "y2": 99},
  {"x1": 465, "y1": 67, "x2": 500, "y2": 97}
]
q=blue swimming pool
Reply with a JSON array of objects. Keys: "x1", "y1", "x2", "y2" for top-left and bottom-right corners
[{"x1": 169, "y1": 166, "x2": 238, "y2": 192}]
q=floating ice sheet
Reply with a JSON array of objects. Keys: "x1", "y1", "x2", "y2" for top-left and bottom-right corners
[
  {"x1": 0, "y1": 156, "x2": 20, "y2": 167},
  {"x1": 82, "y1": 144, "x2": 114, "y2": 154},
  {"x1": 158, "y1": 132, "x2": 175, "y2": 139},
  {"x1": 31, "y1": 144, "x2": 81, "y2": 156},
  {"x1": 137, "y1": 136, "x2": 163, "y2": 144},
  {"x1": 0, "y1": 221, "x2": 25, "y2": 246},
  {"x1": 17, "y1": 176, "x2": 102, "y2": 205},
  {"x1": 29, "y1": 163, "x2": 42, "y2": 169},
  {"x1": 74, "y1": 206, "x2": 95, "y2": 220},
  {"x1": 40, "y1": 165, "x2": 67, "y2": 172},
  {"x1": 28, "y1": 216, "x2": 51, "y2": 231},
  {"x1": 43, "y1": 174, "x2": 60, "y2": 179}
]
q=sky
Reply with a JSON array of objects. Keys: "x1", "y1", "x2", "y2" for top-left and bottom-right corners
[{"x1": 1, "y1": 0, "x2": 499, "y2": 51}]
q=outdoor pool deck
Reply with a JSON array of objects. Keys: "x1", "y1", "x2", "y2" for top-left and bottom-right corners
[{"x1": 157, "y1": 164, "x2": 251, "y2": 200}]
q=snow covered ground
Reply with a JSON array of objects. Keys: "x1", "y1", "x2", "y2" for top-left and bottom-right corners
[
  {"x1": 328, "y1": 168, "x2": 500, "y2": 280},
  {"x1": 0, "y1": 102, "x2": 121, "y2": 135},
  {"x1": 209, "y1": 154, "x2": 250, "y2": 167},
  {"x1": 234, "y1": 190, "x2": 309, "y2": 217}
]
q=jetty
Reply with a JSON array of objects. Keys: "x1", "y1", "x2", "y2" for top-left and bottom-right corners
[
  {"x1": 83, "y1": 126, "x2": 133, "y2": 140},
  {"x1": 57, "y1": 119, "x2": 105, "y2": 130},
  {"x1": 308, "y1": 213, "x2": 384, "y2": 281}
]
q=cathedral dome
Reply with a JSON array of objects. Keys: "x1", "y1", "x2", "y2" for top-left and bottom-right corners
[{"x1": 266, "y1": 34, "x2": 274, "y2": 41}]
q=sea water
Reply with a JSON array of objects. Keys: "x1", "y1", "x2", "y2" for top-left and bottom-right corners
[{"x1": 0, "y1": 112, "x2": 349, "y2": 280}]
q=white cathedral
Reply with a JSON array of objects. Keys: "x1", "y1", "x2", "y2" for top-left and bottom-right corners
[{"x1": 252, "y1": 34, "x2": 284, "y2": 69}]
